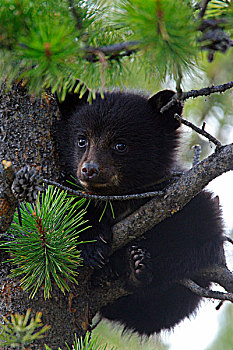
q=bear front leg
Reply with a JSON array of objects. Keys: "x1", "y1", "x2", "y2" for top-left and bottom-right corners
[{"x1": 77, "y1": 213, "x2": 112, "y2": 269}]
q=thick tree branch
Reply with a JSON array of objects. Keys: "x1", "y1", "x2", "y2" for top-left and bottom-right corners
[{"x1": 111, "y1": 143, "x2": 233, "y2": 250}]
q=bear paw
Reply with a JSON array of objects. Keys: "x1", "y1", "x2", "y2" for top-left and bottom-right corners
[
  {"x1": 79, "y1": 236, "x2": 111, "y2": 269},
  {"x1": 128, "y1": 246, "x2": 153, "y2": 287}
]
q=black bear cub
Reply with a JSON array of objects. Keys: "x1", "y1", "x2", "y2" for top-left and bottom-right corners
[{"x1": 56, "y1": 85, "x2": 225, "y2": 336}]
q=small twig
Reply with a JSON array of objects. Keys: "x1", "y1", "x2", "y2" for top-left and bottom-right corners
[
  {"x1": 176, "y1": 70, "x2": 183, "y2": 99},
  {"x1": 174, "y1": 114, "x2": 222, "y2": 149},
  {"x1": 43, "y1": 179, "x2": 166, "y2": 201},
  {"x1": 199, "y1": 0, "x2": 212, "y2": 19},
  {"x1": 84, "y1": 41, "x2": 141, "y2": 56},
  {"x1": 93, "y1": 50, "x2": 108, "y2": 91},
  {"x1": 216, "y1": 301, "x2": 224, "y2": 310},
  {"x1": 84, "y1": 41, "x2": 140, "y2": 62},
  {"x1": 68, "y1": 0, "x2": 82, "y2": 31},
  {"x1": 180, "y1": 279, "x2": 233, "y2": 302},
  {"x1": 160, "y1": 81, "x2": 233, "y2": 114},
  {"x1": 90, "y1": 315, "x2": 102, "y2": 331},
  {"x1": 224, "y1": 236, "x2": 233, "y2": 245}
]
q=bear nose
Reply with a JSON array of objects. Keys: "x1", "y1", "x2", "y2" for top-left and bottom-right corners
[{"x1": 81, "y1": 162, "x2": 100, "y2": 178}]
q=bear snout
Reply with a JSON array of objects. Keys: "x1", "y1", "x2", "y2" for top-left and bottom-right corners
[{"x1": 81, "y1": 162, "x2": 100, "y2": 179}]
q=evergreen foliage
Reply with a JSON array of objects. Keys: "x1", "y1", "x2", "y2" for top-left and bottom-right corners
[
  {"x1": 44, "y1": 332, "x2": 115, "y2": 350},
  {"x1": 1, "y1": 186, "x2": 89, "y2": 299},
  {"x1": 0, "y1": 0, "x2": 232, "y2": 98},
  {"x1": 113, "y1": 0, "x2": 198, "y2": 81},
  {"x1": 0, "y1": 309, "x2": 50, "y2": 348}
]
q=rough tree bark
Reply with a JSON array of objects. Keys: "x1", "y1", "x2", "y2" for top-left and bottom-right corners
[{"x1": 0, "y1": 83, "x2": 233, "y2": 349}]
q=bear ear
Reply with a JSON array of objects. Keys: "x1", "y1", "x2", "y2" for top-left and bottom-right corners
[
  {"x1": 148, "y1": 90, "x2": 183, "y2": 132},
  {"x1": 55, "y1": 80, "x2": 89, "y2": 118}
]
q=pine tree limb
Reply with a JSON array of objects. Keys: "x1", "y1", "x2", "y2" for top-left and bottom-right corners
[
  {"x1": 84, "y1": 41, "x2": 140, "y2": 62},
  {"x1": 160, "y1": 81, "x2": 233, "y2": 113},
  {"x1": 84, "y1": 41, "x2": 141, "y2": 55},
  {"x1": 111, "y1": 143, "x2": 233, "y2": 251},
  {"x1": 198, "y1": 265, "x2": 233, "y2": 293},
  {"x1": 180, "y1": 278, "x2": 233, "y2": 302},
  {"x1": 179, "y1": 265, "x2": 233, "y2": 303},
  {"x1": 174, "y1": 113, "x2": 222, "y2": 148}
]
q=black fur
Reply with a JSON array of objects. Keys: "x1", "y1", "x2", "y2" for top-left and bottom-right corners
[{"x1": 55, "y1": 86, "x2": 225, "y2": 336}]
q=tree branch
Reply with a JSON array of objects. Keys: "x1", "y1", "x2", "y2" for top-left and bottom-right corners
[
  {"x1": 180, "y1": 278, "x2": 233, "y2": 302},
  {"x1": 43, "y1": 178, "x2": 165, "y2": 200},
  {"x1": 198, "y1": 265, "x2": 233, "y2": 293},
  {"x1": 160, "y1": 81, "x2": 233, "y2": 113},
  {"x1": 179, "y1": 265, "x2": 233, "y2": 302},
  {"x1": 198, "y1": 0, "x2": 212, "y2": 19},
  {"x1": 68, "y1": 0, "x2": 83, "y2": 31},
  {"x1": 175, "y1": 113, "x2": 222, "y2": 148},
  {"x1": 84, "y1": 41, "x2": 140, "y2": 62},
  {"x1": 84, "y1": 41, "x2": 141, "y2": 56},
  {"x1": 111, "y1": 143, "x2": 233, "y2": 250}
]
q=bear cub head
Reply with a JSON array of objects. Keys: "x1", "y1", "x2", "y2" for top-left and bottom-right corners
[{"x1": 56, "y1": 85, "x2": 183, "y2": 195}]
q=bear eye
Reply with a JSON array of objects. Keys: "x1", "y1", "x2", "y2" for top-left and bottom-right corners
[
  {"x1": 77, "y1": 137, "x2": 88, "y2": 148},
  {"x1": 114, "y1": 142, "x2": 127, "y2": 153}
]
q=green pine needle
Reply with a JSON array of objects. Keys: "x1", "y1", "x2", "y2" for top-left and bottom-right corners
[{"x1": 2, "y1": 186, "x2": 89, "y2": 299}]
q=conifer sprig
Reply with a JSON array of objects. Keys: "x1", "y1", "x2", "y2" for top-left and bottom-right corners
[
  {"x1": 0, "y1": 0, "x2": 232, "y2": 97},
  {"x1": 113, "y1": 0, "x2": 198, "y2": 81},
  {"x1": 0, "y1": 309, "x2": 50, "y2": 348},
  {"x1": 2, "y1": 186, "x2": 89, "y2": 299},
  {"x1": 44, "y1": 332, "x2": 115, "y2": 350}
]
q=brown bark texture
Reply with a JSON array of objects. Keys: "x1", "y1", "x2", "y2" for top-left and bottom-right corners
[{"x1": 0, "y1": 83, "x2": 85, "y2": 349}]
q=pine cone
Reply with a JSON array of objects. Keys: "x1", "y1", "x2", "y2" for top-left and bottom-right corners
[{"x1": 11, "y1": 166, "x2": 44, "y2": 202}]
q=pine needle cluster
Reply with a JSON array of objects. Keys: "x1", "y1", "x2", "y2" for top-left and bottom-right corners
[
  {"x1": 44, "y1": 332, "x2": 115, "y2": 350},
  {"x1": 113, "y1": 0, "x2": 198, "y2": 81},
  {"x1": 2, "y1": 186, "x2": 89, "y2": 299},
  {"x1": 0, "y1": 309, "x2": 50, "y2": 348}
]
